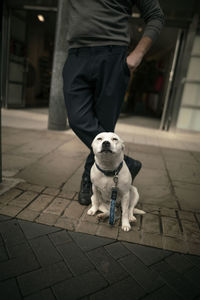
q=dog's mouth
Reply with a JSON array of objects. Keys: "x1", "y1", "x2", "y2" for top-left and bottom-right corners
[{"x1": 100, "y1": 149, "x2": 113, "y2": 153}]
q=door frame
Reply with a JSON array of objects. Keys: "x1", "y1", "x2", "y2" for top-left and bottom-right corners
[
  {"x1": 167, "y1": 14, "x2": 199, "y2": 131},
  {"x1": 159, "y1": 28, "x2": 185, "y2": 130}
]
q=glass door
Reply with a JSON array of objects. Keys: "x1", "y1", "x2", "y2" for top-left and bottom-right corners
[{"x1": 6, "y1": 10, "x2": 27, "y2": 107}]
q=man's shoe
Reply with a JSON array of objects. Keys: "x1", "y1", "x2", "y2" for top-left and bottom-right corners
[
  {"x1": 124, "y1": 156, "x2": 142, "y2": 182},
  {"x1": 78, "y1": 175, "x2": 92, "y2": 206}
]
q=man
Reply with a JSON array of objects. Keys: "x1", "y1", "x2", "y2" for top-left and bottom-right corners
[{"x1": 63, "y1": 0, "x2": 165, "y2": 206}]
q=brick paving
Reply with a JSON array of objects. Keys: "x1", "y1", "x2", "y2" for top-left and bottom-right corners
[
  {"x1": 1, "y1": 126, "x2": 200, "y2": 255},
  {"x1": 0, "y1": 179, "x2": 199, "y2": 255},
  {"x1": 0, "y1": 215, "x2": 200, "y2": 300}
]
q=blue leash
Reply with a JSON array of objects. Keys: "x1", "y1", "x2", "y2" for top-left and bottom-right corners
[
  {"x1": 95, "y1": 161, "x2": 123, "y2": 226},
  {"x1": 109, "y1": 175, "x2": 118, "y2": 225}
]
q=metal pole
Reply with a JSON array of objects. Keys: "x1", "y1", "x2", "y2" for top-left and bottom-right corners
[
  {"x1": 0, "y1": 1, "x2": 4, "y2": 183},
  {"x1": 159, "y1": 29, "x2": 182, "y2": 130}
]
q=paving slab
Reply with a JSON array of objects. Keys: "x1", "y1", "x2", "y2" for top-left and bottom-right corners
[
  {"x1": 15, "y1": 151, "x2": 84, "y2": 188},
  {"x1": 104, "y1": 241, "x2": 131, "y2": 260},
  {"x1": 18, "y1": 261, "x2": 72, "y2": 296},
  {"x1": 36, "y1": 213, "x2": 59, "y2": 226},
  {"x1": 119, "y1": 254, "x2": 165, "y2": 293},
  {"x1": 122, "y1": 242, "x2": 171, "y2": 266},
  {"x1": 24, "y1": 288, "x2": 56, "y2": 300},
  {"x1": 0, "y1": 278, "x2": 22, "y2": 300},
  {"x1": 162, "y1": 216, "x2": 182, "y2": 238},
  {"x1": 152, "y1": 261, "x2": 200, "y2": 299},
  {"x1": 166, "y1": 161, "x2": 200, "y2": 185},
  {"x1": 18, "y1": 219, "x2": 60, "y2": 239},
  {"x1": 0, "y1": 181, "x2": 23, "y2": 200},
  {"x1": 87, "y1": 246, "x2": 128, "y2": 284},
  {"x1": 48, "y1": 230, "x2": 72, "y2": 245},
  {"x1": 127, "y1": 151, "x2": 166, "y2": 170},
  {"x1": 2, "y1": 153, "x2": 40, "y2": 172},
  {"x1": 90, "y1": 276, "x2": 146, "y2": 300},
  {"x1": 161, "y1": 148, "x2": 197, "y2": 163},
  {"x1": 173, "y1": 181, "x2": 200, "y2": 211},
  {"x1": 136, "y1": 167, "x2": 170, "y2": 186},
  {"x1": 57, "y1": 241, "x2": 94, "y2": 275},
  {"x1": 62, "y1": 163, "x2": 85, "y2": 192},
  {"x1": 8, "y1": 137, "x2": 66, "y2": 157},
  {"x1": 53, "y1": 269, "x2": 107, "y2": 300}
]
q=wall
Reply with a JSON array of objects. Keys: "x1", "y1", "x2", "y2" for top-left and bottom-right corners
[{"x1": 177, "y1": 34, "x2": 200, "y2": 131}]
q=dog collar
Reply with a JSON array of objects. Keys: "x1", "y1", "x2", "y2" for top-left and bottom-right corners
[{"x1": 95, "y1": 161, "x2": 123, "y2": 177}]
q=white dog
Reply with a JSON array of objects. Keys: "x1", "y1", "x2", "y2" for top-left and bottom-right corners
[{"x1": 87, "y1": 132, "x2": 145, "y2": 231}]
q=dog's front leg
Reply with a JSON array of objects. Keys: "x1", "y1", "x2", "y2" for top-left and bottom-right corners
[
  {"x1": 87, "y1": 185, "x2": 99, "y2": 216},
  {"x1": 121, "y1": 193, "x2": 131, "y2": 232}
]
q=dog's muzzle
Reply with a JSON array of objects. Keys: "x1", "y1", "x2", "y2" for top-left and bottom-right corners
[{"x1": 101, "y1": 141, "x2": 112, "y2": 153}]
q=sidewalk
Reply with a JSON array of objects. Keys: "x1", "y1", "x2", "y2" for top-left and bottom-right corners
[
  {"x1": 1, "y1": 215, "x2": 200, "y2": 300},
  {"x1": 1, "y1": 109, "x2": 200, "y2": 298}
]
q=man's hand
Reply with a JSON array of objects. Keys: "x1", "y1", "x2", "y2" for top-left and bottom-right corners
[
  {"x1": 126, "y1": 51, "x2": 143, "y2": 73},
  {"x1": 126, "y1": 36, "x2": 153, "y2": 73}
]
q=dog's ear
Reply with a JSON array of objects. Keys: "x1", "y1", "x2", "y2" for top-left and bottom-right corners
[{"x1": 91, "y1": 138, "x2": 95, "y2": 150}]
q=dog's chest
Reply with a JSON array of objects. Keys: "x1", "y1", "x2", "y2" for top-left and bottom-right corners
[{"x1": 94, "y1": 175, "x2": 128, "y2": 201}]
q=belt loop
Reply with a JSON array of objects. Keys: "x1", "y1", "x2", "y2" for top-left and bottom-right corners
[
  {"x1": 75, "y1": 48, "x2": 79, "y2": 56},
  {"x1": 109, "y1": 45, "x2": 113, "y2": 52}
]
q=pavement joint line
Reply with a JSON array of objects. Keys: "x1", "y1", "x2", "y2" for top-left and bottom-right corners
[
  {"x1": 57, "y1": 199, "x2": 72, "y2": 218},
  {"x1": 175, "y1": 210, "x2": 184, "y2": 233},
  {"x1": 190, "y1": 151, "x2": 200, "y2": 164},
  {"x1": 117, "y1": 254, "x2": 164, "y2": 293},
  {"x1": 139, "y1": 215, "x2": 143, "y2": 231},
  {"x1": 59, "y1": 160, "x2": 85, "y2": 190},
  {"x1": 15, "y1": 277, "x2": 24, "y2": 299},
  {"x1": 160, "y1": 152, "x2": 182, "y2": 211},
  {"x1": 158, "y1": 210, "x2": 163, "y2": 235},
  {"x1": 194, "y1": 213, "x2": 200, "y2": 230}
]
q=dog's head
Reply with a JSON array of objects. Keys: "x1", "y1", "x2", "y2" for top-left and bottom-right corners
[{"x1": 92, "y1": 132, "x2": 125, "y2": 157}]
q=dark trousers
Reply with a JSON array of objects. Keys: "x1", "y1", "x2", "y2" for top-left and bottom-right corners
[{"x1": 63, "y1": 45, "x2": 131, "y2": 177}]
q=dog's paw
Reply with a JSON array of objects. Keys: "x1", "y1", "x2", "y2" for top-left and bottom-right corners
[
  {"x1": 121, "y1": 225, "x2": 131, "y2": 232},
  {"x1": 129, "y1": 215, "x2": 137, "y2": 223},
  {"x1": 87, "y1": 208, "x2": 96, "y2": 216},
  {"x1": 97, "y1": 213, "x2": 108, "y2": 220}
]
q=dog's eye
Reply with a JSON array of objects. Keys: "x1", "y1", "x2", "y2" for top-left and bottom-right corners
[
  {"x1": 112, "y1": 138, "x2": 118, "y2": 141},
  {"x1": 97, "y1": 137, "x2": 102, "y2": 141}
]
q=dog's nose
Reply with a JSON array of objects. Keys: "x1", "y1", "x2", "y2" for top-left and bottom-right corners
[{"x1": 102, "y1": 141, "x2": 110, "y2": 148}]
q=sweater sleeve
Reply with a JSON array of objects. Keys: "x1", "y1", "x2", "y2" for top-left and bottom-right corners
[{"x1": 134, "y1": 0, "x2": 165, "y2": 43}]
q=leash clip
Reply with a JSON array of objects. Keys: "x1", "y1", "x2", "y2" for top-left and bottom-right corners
[{"x1": 113, "y1": 174, "x2": 118, "y2": 187}]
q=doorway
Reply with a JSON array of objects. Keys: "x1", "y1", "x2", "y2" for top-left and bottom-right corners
[
  {"x1": 120, "y1": 24, "x2": 182, "y2": 130},
  {"x1": 3, "y1": 7, "x2": 56, "y2": 108}
]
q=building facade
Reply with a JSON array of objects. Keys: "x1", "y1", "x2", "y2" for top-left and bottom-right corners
[{"x1": 1, "y1": 0, "x2": 200, "y2": 132}]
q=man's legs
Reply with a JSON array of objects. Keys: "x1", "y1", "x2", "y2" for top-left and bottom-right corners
[
  {"x1": 92, "y1": 46, "x2": 142, "y2": 182},
  {"x1": 63, "y1": 46, "x2": 141, "y2": 205}
]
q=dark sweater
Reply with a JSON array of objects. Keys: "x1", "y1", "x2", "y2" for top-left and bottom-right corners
[{"x1": 67, "y1": 0, "x2": 165, "y2": 49}]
